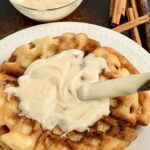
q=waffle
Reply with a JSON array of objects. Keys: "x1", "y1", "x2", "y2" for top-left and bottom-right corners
[{"x1": 0, "y1": 33, "x2": 150, "y2": 150}]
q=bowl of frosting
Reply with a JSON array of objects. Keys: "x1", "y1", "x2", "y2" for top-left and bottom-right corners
[{"x1": 9, "y1": 0, "x2": 83, "y2": 22}]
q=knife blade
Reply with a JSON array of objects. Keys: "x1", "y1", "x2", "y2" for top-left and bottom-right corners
[{"x1": 77, "y1": 72, "x2": 150, "y2": 101}]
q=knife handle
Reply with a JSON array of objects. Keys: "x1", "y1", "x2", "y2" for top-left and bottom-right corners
[{"x1": 78, "y1": 72, "x2": 150, "y2": 101}]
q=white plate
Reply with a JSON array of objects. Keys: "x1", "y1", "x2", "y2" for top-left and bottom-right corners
[{"x1": 0, "y1": 22, "x2": 150, "y2": 150}]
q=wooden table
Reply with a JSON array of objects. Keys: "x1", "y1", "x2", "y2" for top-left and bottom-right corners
[{"x1": 0, "y1": 0, "x2": 149, "y2": 52}]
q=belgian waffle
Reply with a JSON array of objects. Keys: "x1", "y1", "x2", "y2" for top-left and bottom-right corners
[{"x1": 0, "y1": 33, "x2": 150, "y2": 150}]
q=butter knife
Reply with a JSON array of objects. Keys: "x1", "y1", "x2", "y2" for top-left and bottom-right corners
[{"x1": 77, "y1": 72, "x2": 150, "y2": 101}]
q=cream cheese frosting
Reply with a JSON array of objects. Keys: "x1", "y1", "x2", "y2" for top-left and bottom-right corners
[
  {"x1": 14, "y1": 0, "x2": 75, "y2": 10},
  {"x1": 5, "y1": 50, "x2": 110, "y2": 132}
]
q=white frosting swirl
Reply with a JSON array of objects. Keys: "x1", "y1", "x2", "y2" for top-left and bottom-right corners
[
  {"x1": 6, "y1": 50, "x2": 110, "y2": 132},
  {"x1": 14, "y1": 0, "x2": 75, "y2": 10}
]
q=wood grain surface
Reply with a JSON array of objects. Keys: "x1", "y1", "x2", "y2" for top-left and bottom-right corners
[{"x1": 0, "y1": 0, "x2": 149, "y2": 52}]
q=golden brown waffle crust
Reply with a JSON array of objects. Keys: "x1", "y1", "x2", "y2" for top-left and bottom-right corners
[{"x1": 0, "y1": 33, "x2": 149, "y2": 150}]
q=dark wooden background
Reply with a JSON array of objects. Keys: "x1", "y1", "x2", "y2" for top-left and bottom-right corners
[{"x1": 0, "y1": 0, "x2": 149, "y2": 51}]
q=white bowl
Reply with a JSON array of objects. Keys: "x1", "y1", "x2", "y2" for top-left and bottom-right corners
[{"x1": 9, "y1": 0, "x2": 83, "y2": 22}]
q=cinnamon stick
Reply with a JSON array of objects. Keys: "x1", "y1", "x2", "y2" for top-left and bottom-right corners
[
  {"x1": 121, "y1": 0, "x2": 127, "y2": 16},
  {"x1": 126, "y1": 8, "x2": 142, "y2": 45},
  {"x1": 130, "y1": 0, "x2": 139, "y2": 18},
  {"x1": 111, "y1": 0, "x2": 124, "y2": 26},
  {"x1": 113, "y1": 15, "x2": 149, "y2": 33},
  {"x1": 109, "y1": 0, "x2": 115, "y2": 18},
  {"x1": 137, "y1": 0, "x2": 150, "y2": 52}
]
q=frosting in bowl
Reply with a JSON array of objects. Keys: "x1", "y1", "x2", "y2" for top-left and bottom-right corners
[{"x1": 13, "y1": 0, "x2": 75, "y2": 10}]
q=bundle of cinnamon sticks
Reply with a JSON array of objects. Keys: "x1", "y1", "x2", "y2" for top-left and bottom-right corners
[
  {"x1": 110, "y1": 0, "x2": 127, "y2": 26},
  {"x1": 109, "y1": 0, "x2": 150, "y2": 49}
]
